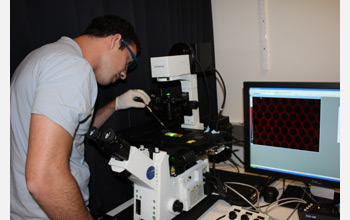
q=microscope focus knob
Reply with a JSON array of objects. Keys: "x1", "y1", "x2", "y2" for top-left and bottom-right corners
[
  {"x1": 172, "y1": 200, "x2": 184, "y2": 213},
  {"x1": 189, "y1": 101, "x2": 199, "y2": 109}
]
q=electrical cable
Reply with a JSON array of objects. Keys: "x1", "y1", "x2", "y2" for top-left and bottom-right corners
[
  {"x1": 264, "y1": 197, "x2": 307, "y2": 220},
  {"x1": 224, "y1": 182, "x2": 261, "y2": 212},
  {"x1": 231, "y1": 136, "x2": 245, "y2": 145},
  {"x1": 212, "y1": 156, "x2": 217, "y2": 177},
  {"x1": 284, "y1": 183, "x2": 318, "y2": 220},
  {"x1": 301, "y1": 183, "x2": 320, "y2": 204},
  {"x1": 193, "y1": 59, "x2": 228, "y2": 131},
  {"x1": 207, "y1": 66, "x2": 227, "y2": 131},
  {"x1": 228, "y1": 147, "x2": 245, "y2": 167},
  {"x1": 204, "y1": 172, "x2": 227, "y2": 200},
  {"x1": 228, "y1": 158, "x2": 240, "y2": 173},
  {"x1": 286, "y1": 186, "x2": 307, "y2": 220},
  {"x1": 209, "y1": 157, "x2": 231, "y2": 202},
  {"x1": 208, "y1": 66, "x2": 227, "y2": 112},
  {"x1": 210, "y1": 176, "x2": 309, "y2": 220},
  {"x1": 215, "y1": 180, "x2": 307, "y2": 220},
  {"x1": 222, "y1": 160, "x2": 240, "y2": 176}
]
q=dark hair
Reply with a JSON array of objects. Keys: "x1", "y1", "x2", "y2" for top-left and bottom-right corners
[{"x1": 82, "y1": 15, "x2": 141, "y2": 56}]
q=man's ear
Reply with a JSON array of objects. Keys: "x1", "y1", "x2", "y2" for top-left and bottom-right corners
[{"x1": 110, "y1": 34, "x2": 122, "y2": 50}]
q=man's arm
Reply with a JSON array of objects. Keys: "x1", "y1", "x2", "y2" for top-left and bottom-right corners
[
  {"x1": 91, "y1": 89, "x2": 151, "y2": 128},
  {"x1": 25, "y1": 114, "x2": 94, "y2": 220},
  {"x1": 91, "y1": 99, "x2": 116, "y2": 128}
]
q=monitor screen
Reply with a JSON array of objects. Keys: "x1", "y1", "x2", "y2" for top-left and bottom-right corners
[{"x1": 243, "y1": 82, "x2": 340, "y2": 188}]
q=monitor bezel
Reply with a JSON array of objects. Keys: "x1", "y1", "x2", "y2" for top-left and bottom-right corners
[{"x1": 243, "y1": 81, "x2": 340, "y2": 188}]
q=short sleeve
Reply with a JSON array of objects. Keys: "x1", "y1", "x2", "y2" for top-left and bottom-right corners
[{"x1": 32, "y1": 56, "x2": 97, "y2": 137}]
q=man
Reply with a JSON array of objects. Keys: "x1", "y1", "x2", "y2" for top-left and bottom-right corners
[{"x1": 10, "y1": 15, "x2": 150, "y2": 220}]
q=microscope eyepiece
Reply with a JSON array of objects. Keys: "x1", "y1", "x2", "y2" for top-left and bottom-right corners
[
  {"x1": 101, "y1": 128, "x2": 131, "y2": 161},
  {"x1": 102, "y1": 128, "x2": 116, "y2": 143},
  {"x1": 86, "y1": 127, "x2": 131, "y2": 161},
  {"x1": 86, "y1": 127, "x2": 101, "y2": 140}
]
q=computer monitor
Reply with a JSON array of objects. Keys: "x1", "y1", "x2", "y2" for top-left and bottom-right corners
[{"x1": 243, "y1": 81, "x2": 340, "y2": 189}]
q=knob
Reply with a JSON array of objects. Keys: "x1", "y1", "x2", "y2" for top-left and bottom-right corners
[
  {"x1": 172, "y1": 200, "x2": 183, "y2": 213},
  {"x1": 241, "y1": 214, "x2": 249, "y2": 220},
  {"x1": 228, "y1": 210, "x2": 237, "y2": 219},
  {"x1": 189, "y1": 101, "x2": 199, "y2": 109}
]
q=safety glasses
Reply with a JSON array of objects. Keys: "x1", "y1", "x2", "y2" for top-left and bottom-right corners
[{"x1": 121, "y1": 38, "x2": 138, "y2": 71}]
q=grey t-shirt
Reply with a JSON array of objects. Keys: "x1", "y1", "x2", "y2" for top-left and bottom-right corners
[{"x1": 10, "y1": 37, "x2": 97, "y2": 219}]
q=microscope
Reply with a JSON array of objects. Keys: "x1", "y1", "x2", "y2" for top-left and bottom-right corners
[{"x1": 87, "y1": 55, "x2": 213, "y2": 220}]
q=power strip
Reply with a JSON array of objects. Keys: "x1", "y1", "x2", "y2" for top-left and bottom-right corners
[{"x1": 222, "y1": 205, "x2": 270, "y2": 220}]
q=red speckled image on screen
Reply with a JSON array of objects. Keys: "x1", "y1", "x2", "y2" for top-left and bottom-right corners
[{"x1": 252, "y1": 97, "x2": 320, "y2": 152}]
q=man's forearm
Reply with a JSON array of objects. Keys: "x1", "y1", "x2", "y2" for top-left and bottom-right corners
[
  {"x1": 91, "y1": 99, "x2": 116, "y2": 128},
  {"x1": 28, "y1": 170, "x2": 94, "y2": 220}
]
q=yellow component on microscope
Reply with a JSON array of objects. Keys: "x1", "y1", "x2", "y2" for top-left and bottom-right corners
[{"x1": 186, "y1": 140, "x2": 196, "y2": 144}]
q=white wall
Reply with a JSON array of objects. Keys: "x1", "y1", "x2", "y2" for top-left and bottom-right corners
[{"x1": 211, "y1": 0, "x2": 340, "y2": 124}]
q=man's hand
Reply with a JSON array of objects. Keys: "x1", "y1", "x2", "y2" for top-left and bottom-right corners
[
  {"x1": 92, "y1": 89, "x2": 151, "y2": 128},
  {"x1": 115, "y1": 89, "x2": 151, "y2": 110}
]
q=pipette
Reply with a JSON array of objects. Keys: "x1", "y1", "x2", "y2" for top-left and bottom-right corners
[{"x1": 133, "y1": 97, "x2": 170, "y2": 132}]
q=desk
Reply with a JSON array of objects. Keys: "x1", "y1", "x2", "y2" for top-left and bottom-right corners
[
  {"x1": 106, "y1": 164, "x2": 339, "y2": 220},
  {"x1": 107, "y1": 165, "x2": 301, "y2": 219}
]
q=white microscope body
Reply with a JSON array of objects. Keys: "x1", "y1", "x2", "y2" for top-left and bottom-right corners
[
  {"x1": 107, "y1": 55, "x2": 210, "y2": 219},
  {"x1": 109, "y1": 146, "x2": 209, "y2": 220},
  {"x1": 150, "y1": 55, "x2": 204, "y2": 130}
]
